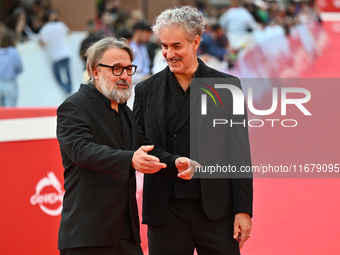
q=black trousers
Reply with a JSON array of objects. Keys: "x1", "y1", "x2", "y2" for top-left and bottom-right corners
[
  {"x1": 148, "y1": 199, "x2": 240, "y2": 255},
  {"x1": 59, "y1": 239, "x2": 143, "y2": 255}
]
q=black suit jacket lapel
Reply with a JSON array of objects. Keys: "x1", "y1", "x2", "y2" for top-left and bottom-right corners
[{"x1": 153, "y1": 72, "x2": 168, "y2": 146}]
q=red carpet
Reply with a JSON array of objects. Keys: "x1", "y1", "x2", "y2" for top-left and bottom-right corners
[
  {"x1": 242, "y1": 21, "x2": 340, "y2": 255},
  {"x1": 300, "y1": 22, "x2": 340, "y2": 78}
]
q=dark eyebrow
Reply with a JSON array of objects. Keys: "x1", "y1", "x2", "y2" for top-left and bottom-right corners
[
  {"x1": 112, "y1": 64, "x2": 132, "y2": 67},
  {"x1": 161, "y1": 42, "x2": 182, "y2": 46}
]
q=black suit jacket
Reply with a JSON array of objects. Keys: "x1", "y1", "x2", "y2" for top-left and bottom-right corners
[
  {"x1": 133, "y1": 59, "x2": 253, "y2": 225},
  {"x1": 57, "y1": 84, "x2": 177, "y2": 249}
]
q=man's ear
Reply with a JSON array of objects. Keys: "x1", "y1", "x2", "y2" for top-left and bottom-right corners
[
  {"x1": 193, "y1": 35, "x2": 201, "y2": 50},
  {"x1": 93, "y1": 67, "x2": 100, "y2": 80}
]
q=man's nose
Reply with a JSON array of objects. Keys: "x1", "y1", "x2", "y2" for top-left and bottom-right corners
[
  {"x1": 165, "y1": 48, "x2": 175, "y2": 60},
  {"x1": 120, "y1": 68, "x2": 129, "y2": 79}
]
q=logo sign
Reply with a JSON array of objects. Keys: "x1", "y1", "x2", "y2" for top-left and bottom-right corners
[
  {"x1": 199, "y1": 83, "x2": 222, "y2": 115},
  {"x1": 30, "y1": 172, "x2": 64, "y2": 216},
  {"x1": 197, "y1": 79, "x2": 312, "y2": 128},
  {"x1": 201, "y1": 84, "x2": 312, "y2": 116}
]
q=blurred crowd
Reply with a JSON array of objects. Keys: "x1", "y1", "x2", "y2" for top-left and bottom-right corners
[
  {"x1": 0, "y1": 0, "x2": 323, "y2": 106},
  {"x1": 198, "y1": 0, "x2": 322, "y2": 68},
  {"x1": 80, "y1": 0, "x2": 323, "y2": 81},
  {"x1": 2, "y1": 0, "x2": 52, "y2": 43}
]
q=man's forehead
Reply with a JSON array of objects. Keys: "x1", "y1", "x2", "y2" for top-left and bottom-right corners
[
  {"x1": 159, "y1": 26, "x2": 188, "y2": 41},
  {"x1": 102, "y1": 48, "x2": 132, "y2": 62}
]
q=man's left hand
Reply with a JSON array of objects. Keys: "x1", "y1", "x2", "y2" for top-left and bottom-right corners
[{"x1": 233, "y1": 213, "x2": 252, "y2": 250}]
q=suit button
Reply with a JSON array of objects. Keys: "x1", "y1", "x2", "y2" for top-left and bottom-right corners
[{"x1": 174, "y1": 134, "x2": 177, "y2": 138}]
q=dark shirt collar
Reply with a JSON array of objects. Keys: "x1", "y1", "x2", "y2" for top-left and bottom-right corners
[{"x1": 168, "y1": 58, "x2": 201, "y2": 94}]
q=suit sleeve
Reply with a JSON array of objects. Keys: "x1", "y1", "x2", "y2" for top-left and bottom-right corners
[
  {"x1": 229, "y1": 78, "x2": 253, "y2": 217},
  {"x1": 230, "y1": 122, "x2": 253, "y2": 217},
  {"x1": 57, "y1": 100, "x2": 134, "y2": 182}
]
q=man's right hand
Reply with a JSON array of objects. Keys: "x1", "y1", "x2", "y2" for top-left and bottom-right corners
[
  {"x1": 176, "y1": 157, "x2": 201, "y2": 180},
  {"x1": 132, "y1": 145, "x2": 167, "y2": 174}
]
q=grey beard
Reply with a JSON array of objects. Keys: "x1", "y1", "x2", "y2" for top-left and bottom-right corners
[
  {"x1": 111, "y1": 86, "x2": 132, "y2": 104},
  {"x1": 99, "y1": 76, "x2": 132, "y2": 104}
]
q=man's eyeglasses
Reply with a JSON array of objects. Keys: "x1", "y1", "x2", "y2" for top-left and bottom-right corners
[{"x1": 98, "y1": 64, "x2": 137, "y2": 76}]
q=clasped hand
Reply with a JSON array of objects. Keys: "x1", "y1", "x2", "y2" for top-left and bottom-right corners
[
  {"x1": 131, "y1": 145, "x2": 200, "y2": 179},
  {"x1": 175, "y1": 157, "x2": 200, "y2": 180}
]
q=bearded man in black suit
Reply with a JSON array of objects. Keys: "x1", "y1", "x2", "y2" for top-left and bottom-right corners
[{"x1": 57, "y1": 37, "x2": 195, "y2": 255}]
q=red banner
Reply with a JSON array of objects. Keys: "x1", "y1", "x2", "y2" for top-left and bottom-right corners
[
  {"x1": 317, "y1": 0, "x2": 340, "y2": 12},
  {"x1": 0, "y1": 108, "x2": 62, "y2": 254}
]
